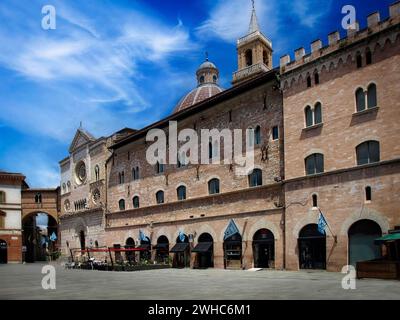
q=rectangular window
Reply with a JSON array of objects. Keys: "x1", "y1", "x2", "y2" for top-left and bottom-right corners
[{"x1": 272, "y1": 126, "x2": 279, "y2": 140}]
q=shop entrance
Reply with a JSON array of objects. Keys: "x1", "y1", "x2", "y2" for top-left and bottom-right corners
[
  {"x1": 170, "y1": 234, "x2": 189, "y2": 268},
  {"x1": 253, "y1": 229, "x2": 275, "y2": 268},
  {"x1": 298, "y1": 224, "x2": 326, "y2": 270},
  {"x1": 155, "y1": 235, "x2": 169, "y2": 263},
  {"x1": 224, "y1": 233, "x2": 242, "y2": 269},
  {"x1": 348, "y1": 219, "x2": 382, "y2": 266},
  {"x1": 193, "y1": 233, "x2": 214, "y2": 269}
]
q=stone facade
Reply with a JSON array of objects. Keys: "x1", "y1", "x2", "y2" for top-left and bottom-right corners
[
  {"x1": 281, "y1": 3, "x2": 400, "y2": 271},
  {"x1": 57, "y1": 3, "x2": 400, "y2": 272}
]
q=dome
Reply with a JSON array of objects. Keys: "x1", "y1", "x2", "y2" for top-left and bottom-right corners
[
  {"x1": 172, "y1": 57, "x2": 224, "y2": 114},
  {"x1": 173, "y1": 84, "x2": 224, "y2": 113}
]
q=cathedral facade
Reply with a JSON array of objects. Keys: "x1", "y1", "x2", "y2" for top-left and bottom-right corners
[{"x1": 58, "y1": 3, "x2": 400, "y2": 271}]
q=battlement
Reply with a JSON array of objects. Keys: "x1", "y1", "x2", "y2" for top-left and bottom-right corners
[{"x1": 280, "y1": 1, "x2": 400, "y2": 73}]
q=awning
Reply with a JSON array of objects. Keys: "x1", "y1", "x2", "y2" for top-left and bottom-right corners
[
  {"x1": 375, "y1": 233, "x2": 400, "y2": 244},
  {"x1": 170, "y1": 242, "x2": 189, "y2": 253},
  {"x1": 153, "y1": 243, "x2": 169, "y2": 250},
  {"x1": 192, "y1": 242, "x2": 212, "y2": 253}
]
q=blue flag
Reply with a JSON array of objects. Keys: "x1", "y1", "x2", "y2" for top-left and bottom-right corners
[
  {"x1": 139, "y1": 230, "x2": 147, "y2": 242},
  {"x1": 178, "y1": 231, "x2": 186, "y2": 242},
  {"x1": 224, "y1": 219, "x2": 240, "y2": 240},
  {"x1": 49, "y1": 232, "x2": 57, "y2": 242},
  {"x1": 317, "y1": 212, "x2": 328, "y2": 235}
]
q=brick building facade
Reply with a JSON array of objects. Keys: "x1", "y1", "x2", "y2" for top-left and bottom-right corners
[{"x1": 58, "y1": 3, "x2": 400, "y2": 271}]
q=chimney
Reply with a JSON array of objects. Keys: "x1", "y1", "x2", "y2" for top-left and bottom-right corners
[
  {"x1": 280, "y1": 55, "x2": 291, "y2": 68},
  {"x1": 328, "y1": 31, "x2": 340, "y2": 45},
  {"x1": 367, "y1": 12, "x2": 381, "y2": 27},
  {"x1": 390, "y1": 1, "x2": 400, "y2": 18},
  {"x1": 347, "y1": 21, "x2": 360, "y2": 37},
  {"x1": 294, "y1": 47, "x2": 305, "y2": 61},
  {"x1": 311, "y1": 39, "x2": 323, "y2": 53}
]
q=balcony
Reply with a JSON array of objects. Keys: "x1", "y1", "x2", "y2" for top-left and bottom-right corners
[{"x1": 232, "y1": 62, "x2": 270, "y2": 83}]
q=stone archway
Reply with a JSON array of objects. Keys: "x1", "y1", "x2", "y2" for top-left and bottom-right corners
[{"x1": 22, "y1": 211, "x2": 58, "y2": 262}]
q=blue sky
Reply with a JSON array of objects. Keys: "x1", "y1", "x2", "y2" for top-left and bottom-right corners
[{"x1": 0, "y1": 0, "x2": 393, "y2": 187}]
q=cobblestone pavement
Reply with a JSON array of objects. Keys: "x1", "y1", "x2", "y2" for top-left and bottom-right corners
[{"x1": 0, "y1": 263, "x2": 399, "y2": 300}]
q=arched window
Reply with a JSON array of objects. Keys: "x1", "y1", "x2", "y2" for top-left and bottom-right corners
[
  {"x1": 367, "y1": 84, "x2": 377, "y2": 109},
  {"x1": 314, "y1": 102, "x2": 322, "y2": 124},
  {"x1": 366, "y1": 48, "x2": 372, "y2": 65},
  {"x1": 62, "y1": 183, "x2": 66, "y2": 193},
  {"x1": 213, "y1": 75, "x2": 217, "y2": 83},
  {"x1": 199, "y1": 75, "x2": 205, "y2": 84},
  {"x1": 305, "y1": 153, "x2": 324, "y2": 175},
  {"x1": 156, "y1": 191, "x2": 164, "y2": 204},
  {"x1": 365, "y1": 186, "x2": 372, "y2": 201},
  {"x1": 67, "y1": 181, "x2": 71, "y2": 192},
  {"x1": 118, "y1": 171, "x2": 125, "y2": 184},
  {"x1": 312, "y1": 194, "x2": 318, "y2": 207},
  {"x1": 133, "y1": 196, "x2": 139, "y2": 208},
  {"x1": 208, "y1": 178, "x2": 220, "y2": 195},
  {"x1": 356, "y1": 141, "x2": 380, "y2": 165},
  {"x1": 245, "y1": 49, "x2": 253, "y2": 66},
  {"x1": 35, "y1": 193, "x2": 42, "y2": 204},
  {"x1": 248, "y1": 169, "x2": 262, "y2": 187},
  {"x1": 132, "y1": 167, "x2": 136, "y2": 180},
  {"x1": 356, "y1": 88, "x2": 366, "y2": 112},
  {"x1": 118, "y1": 199, "x2": 125, "y2": 211},
  {"x1": 94, "y1": 165, "x2": 100, "y2": 181},
  {"x1": 254, "y1": 126, "x2": 261, "y2": 145},
  {"x1": 314, "y1": 72, "x2": 320, "y2": 85},
  {"x1": 177, "y1": 186, "x2": 187, "y2": 201},
  {"x1": 356, "y1": 52, "x2": 362, "y2": 68},
  {"x1": 305, "y1": 106, "x2": 313, "y2": 127},
  {"x1": 307, "y1": 76, "x2": 312, "y2": 88},
  {"x1": 263, "y1": 50, "x2": 269, "y2": 65}
]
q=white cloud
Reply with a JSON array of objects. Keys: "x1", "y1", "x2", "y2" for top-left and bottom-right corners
[
  {"x1": 0, "y1": 0, "x2": 198, "y2": 143},
  {"x1": 196, "y1": 0, "x2": 332, "y2": 42}
]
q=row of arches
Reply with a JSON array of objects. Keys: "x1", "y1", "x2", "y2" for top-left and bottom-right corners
[{"x1": 108, "y1": 218, "x2": 383, "y2": 270}]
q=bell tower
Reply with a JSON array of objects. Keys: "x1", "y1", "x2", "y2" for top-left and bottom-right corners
[{"x1": 232, "y1": 0, "x2": 273, "y2": 85}]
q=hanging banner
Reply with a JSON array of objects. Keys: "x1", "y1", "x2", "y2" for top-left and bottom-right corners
[{"x1": 224, "y1": 219, "x2": 240, "y2": 240}]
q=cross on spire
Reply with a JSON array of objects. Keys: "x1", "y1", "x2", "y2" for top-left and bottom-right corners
[
  {"x1": 248, "y1": 0, "x2": 260, "y2": 34},
  {"x1": 205, "y1": 51, "x2": 209, "y2": 61}
]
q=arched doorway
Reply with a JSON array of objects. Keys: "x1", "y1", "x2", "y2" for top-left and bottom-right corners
[
  {"x1": 139, "y1": 236, "x2": 151, "y2": 261},
  {"x1": 155, "y1": 235, "x2": 169, "y2": 263},
  {"x1": 125, "y1": 237, "x2": 135, "y2": 264},
  {"x1": 224, "y1": 233, "x2": 242, "y2": 269},
  {"x1": 298, "y1": 224, "x2": 326, "y2": 270},
  {"x1": 193, "y1": 233, "x2": 214, "y2": 269},
  {"x1": 22, "y1": 212, "x2": 58, "y2": 262},
  {"x1": 0, "y1": 239, "x2": 7, "y2": 264},
  {"x1": 171, "y1": 234, "x2": 189, "y2": 268},
  {"x1": 253, "y1": 229, "x2": 275, "y2": 268},
  {"x1": 348, "y1": 219, "x2": 382, "y2": 266}
]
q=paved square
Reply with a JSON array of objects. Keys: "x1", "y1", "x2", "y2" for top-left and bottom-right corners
[{"x1": 0, "y1": 263, "x2": 399, "y2": 300}]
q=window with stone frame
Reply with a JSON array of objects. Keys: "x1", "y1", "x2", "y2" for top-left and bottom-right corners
[
  {"x1": 133, "y1": 196, "x2": 140, "y2": 208},
  {"x1": 356, "y1": 141, "x2": 380, "y2": 165},
  {"x1": 248, "y1": 169, "x2": 262, "y2": 187},
  {"x1": 177, "y1": 185, "x2": 187, "y2": 201},
  {"x1": 156, "y1": 191, "x2": 164, "y2": 204},
  {"x1": 118, "y1": 199, "x2": 126, "y2": 211},
  {"x1": 305, "y1": 153, "x2": 324, "y2": 175},
  {"x1": 208, "y1": 178, "x2": 220, "y2": 195},
  {"x1": 0, "y1": 211, "x2": 5, "y2": 228}
]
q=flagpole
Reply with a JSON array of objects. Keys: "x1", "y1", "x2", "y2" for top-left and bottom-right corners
[{"x1": 317, "y1": 207, "x2": 337, "y2": 243}]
